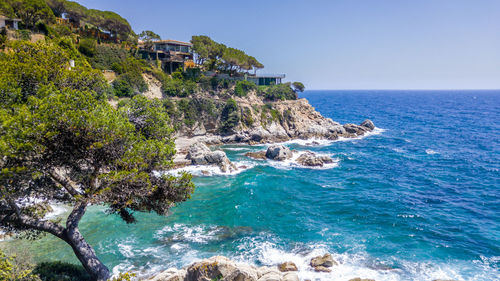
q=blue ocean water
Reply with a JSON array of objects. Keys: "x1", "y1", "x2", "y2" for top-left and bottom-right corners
[{"x1": 4, "y1": 90, "x2": 500, "y2": 280}]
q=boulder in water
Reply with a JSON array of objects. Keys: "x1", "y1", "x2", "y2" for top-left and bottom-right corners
[
  {"x1": 278, "y1": 262, "x2": 298, "y2": 272},
  {"x1": 186, "y1": 143, "x2": 237, "y2": 173},
  {"x1": 186, "y1": 256, "x2": 258, "y2": 281},
  {"x1": 265, "y1": 145, "x2": 293, "y2": 161},
  {"x1": 360, "y1": 119, "x2": 375, "y2": 130},
  {"x1": 296, "y1": 152, "x2": 333, "y2": 167},
  {"x1": 310, "y1": 253, "x2": 337, "y2": 272},
  {"x1": 245, "y1": 151, "x2": 267, "y2": 160}
]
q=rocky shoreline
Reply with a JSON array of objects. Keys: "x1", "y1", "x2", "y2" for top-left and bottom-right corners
[
  {"x1": 146, "y1": 255, "x2": 459, "y2": 281},
  {"x1": 172, "y1": 95, "x2": 377, "y2": 170},
  {"x1": 147, "y1": 255, "x2": 377, "y2": 281}
]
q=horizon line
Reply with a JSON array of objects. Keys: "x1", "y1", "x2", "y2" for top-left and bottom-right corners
[{"x1": 304, "y1": 88, "x2": 500, "y2": 91}]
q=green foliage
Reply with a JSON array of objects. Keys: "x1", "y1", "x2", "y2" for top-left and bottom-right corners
[
  {"x1": 82, "y1": 45, "x2": 148, "y2": 97},
  {"x1": 16, "y1": 30, "x2": 31, "y2": 41},
  {"x1": 138, "y1": 30, "x2": 160, "y2": 41},
  {"x1": 5, "y1": 0, "x2": 55, "y2": 29},
  {"x1": 191, "y1": 35, "x2": 263, "y2": 73},
  {"x1": 0, "y1": 40, "x2": 110, "y2": 106},
  {"x1": 183, "y1": 67, "x2": 201, "y2": 82},
  {"x1": 263, "y1": 83, "x2": 298, "y2": 101},
  {"x1": 112, "y1": 71, "x2": 147, "y2": 97},
  {"x1": 234, "y1": 80, "x2": 257, "y2": 97},
  {"x1": 292, "y1": 81, "x2": 305, "y2": 93},
  {"x1": 220, "y1": 98, "x2": 240, "y2": 133},
  {"x1": 0, "y1": 249, "x2": 40, "y2": 281},
  {"x1": 0, "y1": 40, "x2": 195, "y2": 279},
  {"x1": 242, "y1": 107, "x2": 254, "y2": 127},
  {"x1": 110, "y1": 272, "x2": 136, "y2": 281},
  {"x1": 45, "y1": 0, "x2": 133, "y2": 40},
  {"x1": 0, "y1": 29, "x2": 7, "y2": 48},
  {"x1": 121, "y1": 95, "x2": 173, "y2": 140},
  {"x1": 32, "y1": 261, "x2": 90, "y2": 281},
  {"x1": 46, "y1": 23, "x2": 71, "y2": 37},
  {"x1": 162, "y1": 77, "x2": 197, "y2": 97},
  {"x1": 162, "y1": 99, "x2": 179, "y2": 119},
  {"x1": 77, "y1": 37, "x2": 96, "y2": 57},
  {"x1": 138, "y1": 30, "x2": 160, "y2": 50},
  {"x1": 89, "y1": 45, "x2": 128, "y2": 70}
]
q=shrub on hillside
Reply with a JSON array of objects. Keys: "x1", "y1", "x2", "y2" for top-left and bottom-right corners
[
  {"x1": 33, "y1": 262, "x2": 91, "y2": 281},
  {"x1": 263, "y1": 83, "x2": 297, "y2": 101},
  {"x1": 234, "y1": 80, "x2": 257, "y2": 97},
  {"x1": 112, "y1": 71, "x2": 147, "y2": 97},
  {"x1": 220, "y1": 98, "x2": 240, "y2": 133},
  {"x1": 78, "y1": 38, "x2": 97, "y2": 57},
  {"x1": 0, "y1": 249, "x2": 40, "y2": 281},
  {"x1": 89, "y1": 45, "x2": 129, "y2": 70},
  {"x1": 162, "y1": 78, "x2": 197, "y2": 97}
]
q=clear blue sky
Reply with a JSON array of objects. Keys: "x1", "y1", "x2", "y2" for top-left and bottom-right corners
[{"x1": 77, "y1": 0, "x2": 500, "y2": 90}]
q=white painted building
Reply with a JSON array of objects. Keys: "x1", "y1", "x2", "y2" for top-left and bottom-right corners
[{"x1": 0, "y1": 15, "x2": 21, "y2": 30}]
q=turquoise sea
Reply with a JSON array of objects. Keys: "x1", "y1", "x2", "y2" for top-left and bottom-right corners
[{"x1": 4, "y1": 90, "x2": 500, "y2": 280}]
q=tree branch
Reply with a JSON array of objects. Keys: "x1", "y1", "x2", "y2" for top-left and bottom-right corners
[
  {"x1": 49, "y1": 169, "x2": 80, "y2": 197},
  {"x1": 66, "y1": 201, "x2": 87, "y2": 231},
  {"x1": 2, "y1": 212, "x2": 66, "y2": 239}
]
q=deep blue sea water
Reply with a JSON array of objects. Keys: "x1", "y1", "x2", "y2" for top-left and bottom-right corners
[{"x1": 3, "y1": 90, "x2": 499, "y2": 280}]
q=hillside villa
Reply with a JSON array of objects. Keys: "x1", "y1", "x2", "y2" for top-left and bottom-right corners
[
  {"x1": 0, "y1": 15, "x2": 21, "y2": 30},
  {"x1": 139, "y1": 39, "x2": 285, "y2": 85}
]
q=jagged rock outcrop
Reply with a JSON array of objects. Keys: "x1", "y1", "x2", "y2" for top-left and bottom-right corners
[
  {"x1": 149, "y1": 256, "x2": 300, "y2": 281},
  {"x1": 310, "y1": 253, "x2": 338, "y2": 272},
  {"x1": 169, "y1": 91, "x2": 376, "y2": 144},
  {"x1": 296, "y1": 152, "x2": 333, "y2": 167},
  {"x1": 265, "y1": 145, "x2": 293, "y2": 161},
  {"x1": 245, "y1": 151, "x2": 267, "y2": 160},
  {"x1": 186, "y1": 143, "x2": 237, "y2": 173},
  {"x1": 278, "y1": 262, "x2": 298, "y2": 272}
]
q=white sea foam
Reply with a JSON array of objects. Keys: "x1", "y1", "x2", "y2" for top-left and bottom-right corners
[
  {"x1": 392, "y1": 147, "x2": 405, "y2": 153},
  {"x1": 45, "y1": 203, "x2": 68, "y2": 219},
  {"x1": 262, "y1": 127, "x2": 386, "y2": 147},
  {"x1": 224, "y1": 147, "x2": 251, "y2": 151},
  {"x1": 281, "y1": 138, "x2": 336, "y2": 147},
  {"x1": 334, "y1": 127, "x2": 386, "y2": 143},
  {"x1": 162, "y1": 161, "x2": 255, "y2": 177},
  {"x1": 108, "y1": 226, "x2": 498, "y2": 281},
  {"x1": 425, "y1": 149, "x2": 439, "y2": 155},
  {"x1": 266, "y1": 151, "x2": 340, "y2": 170},
  {"x1": 155, "y1": 223, "x2": 221, "y2": 244}
]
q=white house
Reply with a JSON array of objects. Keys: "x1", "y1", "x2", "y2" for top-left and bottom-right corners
[{"x1": 0, "y1": 15, "x2": 21, "y2": 30}]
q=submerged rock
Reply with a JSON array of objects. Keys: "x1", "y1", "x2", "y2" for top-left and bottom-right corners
[
  {"x1": 310, "y1": 253, "x2": 337, "y2": 272},
  {"x1": 245, "y1": 151, "x2": 267, "y2": 160},
  {"x1": 265, "y1": 145, "x2": 293, "y2": 161},
  {"x1": 296, "y1": 152, "x2": 333, "y2": 167},
  {"x1": 278, "y1": 262, "x2": 298, "y2": 272},
  {"x1": 343, "y1": 119, "x2": 375, "y2": 137},
  {"x1": 186, "y1": 143, "x2": 237, "y2": 173}
]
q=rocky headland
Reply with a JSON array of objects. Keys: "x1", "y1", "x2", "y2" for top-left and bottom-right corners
[{"x1": 166, "y1": 88, "x2": 376, "y2": 170}]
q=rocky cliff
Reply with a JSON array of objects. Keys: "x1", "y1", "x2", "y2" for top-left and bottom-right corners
[{"x1": 169, "y1": 90, "x2": 375, "y2": 144}]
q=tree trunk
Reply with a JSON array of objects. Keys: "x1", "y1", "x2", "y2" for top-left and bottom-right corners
[{"x1": 64, "y1": 228, "x2": 110, "y2": 281}]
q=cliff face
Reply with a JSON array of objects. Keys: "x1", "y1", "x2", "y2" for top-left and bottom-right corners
[
  {"x1": 139, "y1": 74, "x2": 375, "y2": 144},
  {"x1": 171, "y1": 91, "x2": 374, "y2": 144}
]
